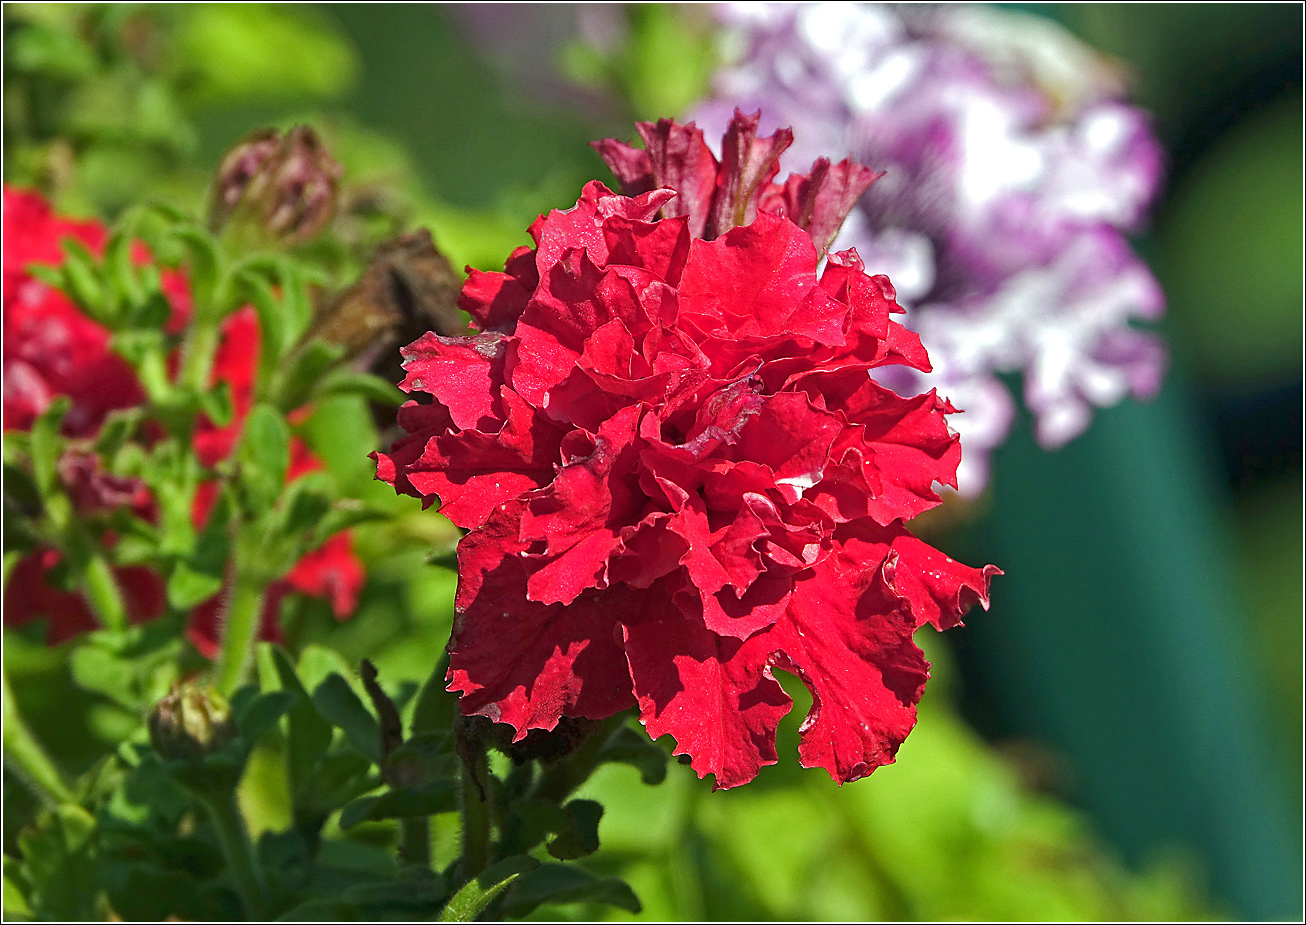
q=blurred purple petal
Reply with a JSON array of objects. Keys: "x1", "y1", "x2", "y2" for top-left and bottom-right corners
[{"x1": 694, "y1": 2, "x2": 1168, "y2": 493}]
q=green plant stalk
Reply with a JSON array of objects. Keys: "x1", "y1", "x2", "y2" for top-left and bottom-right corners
[
  {"x1": 214, "y1": 574, "x2": 266, "y2": 695},
  {"x1": 81, "y1": 551, "x2": 128, "y2": 632},
  {"x1": 201, "y1": 787, "x2": 269, "y2": 919},
  {"x1": 458, "y1": 743, "x2": 490, "y2": 884},
  {"x1": 1, "y1": 666, "x2": 75, "y2": 807}
]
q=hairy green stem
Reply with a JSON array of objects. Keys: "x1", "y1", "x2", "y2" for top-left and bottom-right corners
[
  {"x1": 214, "y1": 575, "x2": 266, "y2": 695},
  {"x1": 2, "y1": 666, "x2": 75, "y2": 806},
  {"x1": 458, "y1": 740, "x2": 490, "y2": 884},
  {"x1": 202, "y1": 788, "x2": 268, "y2": 918}
]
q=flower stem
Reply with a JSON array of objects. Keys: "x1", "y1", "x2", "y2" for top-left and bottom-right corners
[
  {"x1": 457, "y1": 734, "x2": 490, "y2": 884},
  {"x1": 1, "y1": 666, "x2": 75, "y2": 807},
  {"x1": 214, "y1": 575, "x2": 265, "y2": 695},
  {"x1": 201, "y1": 788, "x2": 268, "y2": 919}
]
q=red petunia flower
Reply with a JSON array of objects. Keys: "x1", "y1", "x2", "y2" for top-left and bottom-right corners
[
  {"x1": 3, "y1": 187, "x2": 144, "y2": 435},
  {"x1": 375, "y1": 115, "x2": 999, "y2": 789},
  {"x1": 1, "y1": 186, "x2": 363, "y2": 649}
]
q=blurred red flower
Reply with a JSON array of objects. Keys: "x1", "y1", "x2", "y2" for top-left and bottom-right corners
[
  {"x1": 1, "y1": 186, "x2": 362, "y2": 651},
  {"x1": 376, "y1": 118, "x2": 998, "y2": 789},
  {"x1": 3, "y1": 187, "x2": 144, "y2": 435}
]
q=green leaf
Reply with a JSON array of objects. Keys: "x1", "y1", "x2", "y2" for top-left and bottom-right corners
[
  {"x1": 597, "y1": 723, "x2": 669, "y2": 785},
  {"x1": 69, "y1": 645, "x2": 134, "y2": 709},
  {"x1": 387, "y1": 732, "x2": 456, "y2": 792},
  {"x1": 108, "y1": 528, "x2": 158, "y2": 567},
  {"x1": 58, "y1": 238, "x2": 108, "y2": 322},
  {"x1": 499, "y1": 863, "x2": 641, "y2": 918},
  {"x1": 166, "y1": 487, "x2": 232, "y2": 609},
  {"x1": 259, "y1": 645, "x2": 334, "y2": 807},
  {"x1": 235, "y1": 690, "x2": 297, "y2": 747},
  {"x1": 295, "y1": 644, "x2": 356, "y2": 692},
  {"x1": 236, "y1": 269, "x2": 285, "y2": 391},
  {"x1": 312, "y1": 674, "x2": 380, "y2": 762},
  {"x1": 24, "y1": 264, "x2": 62, "y2": 290},
  {"x1": 3, "y1": 866, "x2": 33, "y2": 919},
  {"x1": 165, "y1": 564, "x2": 223, "y2": 611},
  {"x1": 137, "y1": 262, "x2": 163, "y2": 301},
  {"x1": 510, "y1": 798, "x2": 604, "y2": 860},
  {"x1": 388, "y1": 731, "x2": 452, "y2": 762},
  {"x1": 278, "y1": 261, "x2": 315, "y2": 347},
  {"x1": 2, "y1": 432, "x2": 31, "y2": 464},
  {"x1": 196, "y1": 381, "x2": 234, "y2": 428},
  {"x1": 255, "y1": 826, "x2": 311, "y2": 879},
  {"x1": 310, "y1": 753, "x2": 379, "y2": 820},
  {"x1": 107, "y1": 331, "x2": 169, "y2": 398},
  {"x1": 438, "y1": 856, "x2": 539, "y2": 922},
  {"x1": 343, "y1": 874, "x2": 450, "y2": 910},
  {"x1": 235, "y1": 404, "x2": 290, "y2": 514},
  {"x1": 68, "y1": 627, "x2": 183, "y2": 712},
  {"x1": 275, "y1": 340, "x2": 345, "y2": 412},
  {"x1": 93, "y1": 408, "x2": 145, "y2": 456},
  {"x1": 103, "y1": 227, "x2": 142, "y2": 310},
  {"x1": 509, "y1": 800, "x2": 569, "y2": 849},
  {"x1": 312, "y1": 500, "x2": 390, "y2": 544},
  {"x1": 275, "y1": 474, "x2": 334, "y2": 538},
  {"x1": 318, "y1": 369, "x2": 406, "y2": 406},
  {"x1": 546, "y1": 800, "x2": 604, "y2": 860},
  {"x1": 15, "y1": 805, "x2": 99, "y2": 921},
  {"x1": 29, "y1": 397, "x2": 70, "y2": 499},
  {"x1": 1158, "y1": 96, "x2": 1303, "y2": 382},
  {"x1": 128, "y1": 290, "x2": 173, "y2": 331},
  {"x1": 410, "y1": 654, "x2": 455, "y2": 737},
  {"x1": 426, "y1": 548, "x2": 460, "y2": 570},
  {"x1": 3, "y1": 461, "x2": 43, "y2": 554},
  {"x1": 171, "y1": 227, "x2": 222, "y2": 317},
  {"x1": 100, "y1": 858, "x2": 226, "y2": 922},
  {"x1": 153, "y1": 467, "x2": 198, "y2": 559},
  {"x1": 338, "y1": 781, "x2": 458, "y2": 828}
]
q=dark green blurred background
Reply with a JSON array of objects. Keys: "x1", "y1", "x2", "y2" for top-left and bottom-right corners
[{"x1": 4, "y1": 3, "x2": 1301, "y2": 920}]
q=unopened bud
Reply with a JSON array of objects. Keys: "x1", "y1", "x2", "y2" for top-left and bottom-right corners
[
  {"x1": 210, "y1": 125, "x2": 342, "y2": 243},
  {"x1": 148, "y1": 683, "x2": 237, "y2": 764},
  {"x1": 57, "y1": 450, "x2": 149, "y2": 517}
]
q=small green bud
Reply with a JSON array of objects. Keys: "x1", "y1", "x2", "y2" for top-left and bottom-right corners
[{"x1": 148, "y1": 683, "x2": 238, "y2": 764}]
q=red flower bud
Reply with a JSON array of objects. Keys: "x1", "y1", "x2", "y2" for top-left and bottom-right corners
[{"x1": 210, "y1": 126, "x2": 343, "y2": 243}]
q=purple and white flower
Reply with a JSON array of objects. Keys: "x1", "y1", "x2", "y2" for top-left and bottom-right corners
[{"x1": 694, "y1": 2, "x2": 1166, "y2": 492}]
